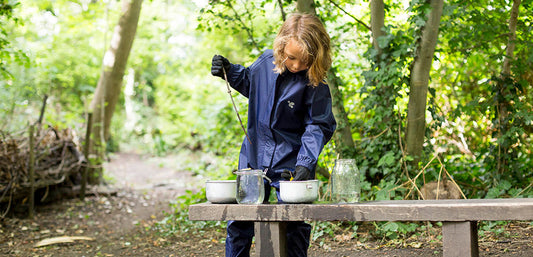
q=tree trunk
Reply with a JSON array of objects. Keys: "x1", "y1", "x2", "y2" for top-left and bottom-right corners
[
  {"x1": 370, "y1": 0, "x2": 385, "y2": 59},
  {"x1": 297, "y1": 0, "x2": 316, "y2": 15},
  {"x1": 496, "y1": 0, "x2": 521, "y2": 174},
  {"x1": 277, "y1": 0, "x2": 286, "y2": 21},
  {"x1": 328, "y1": 68, "x2": 355, "y2": 159},
  {"x1": 405, "y1": 0, "x2": 444, "y2": 165},
  {"x1": 89, "y1": 0, "x2": 143, "y2": 183},
  {"x1": 502, "y1": 0, "x2": 520, "y2": 76},
  {"x1": 369, "y1": 0, "x2": 393, "y2": 119}
]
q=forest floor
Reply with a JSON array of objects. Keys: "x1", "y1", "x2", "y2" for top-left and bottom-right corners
[{"x1": 1, "y1": 152, "x2": 533, "y2": 257}]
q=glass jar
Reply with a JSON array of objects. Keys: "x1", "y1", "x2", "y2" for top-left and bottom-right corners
[
  {"x1": 235, "y1": 169, "x2": 265, "y2": 204},
  {"x1": 331, "y1": 159, "x2": 360, "y2": 203}
]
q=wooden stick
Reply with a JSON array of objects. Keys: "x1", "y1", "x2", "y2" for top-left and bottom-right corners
[
  {"x1": 437, "y1": 155, "x2": 467, "y2": 199},
  {"x1": 222, "y1": 68, "x2": 252, "y2": 145},
  {"x1": 80, "y1": 112, "x2": 93, "y2": 201},
  {"x1": 38, "y1": 95, "x2": 48, "y2": 124},
  {"x1": 29, "y1": 125, "x2": 35, "y2": 219}
]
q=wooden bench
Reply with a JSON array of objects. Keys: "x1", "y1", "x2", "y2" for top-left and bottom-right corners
[{"x1": 189, "y1": 198, "x2": 533, "y2": 257}]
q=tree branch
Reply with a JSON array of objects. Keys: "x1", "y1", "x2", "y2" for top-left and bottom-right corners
[
  {"x1": 277, "y1": 0, "x2": 286, "y2": 21},
  {"x1": 226, "y1": 0, "x2": 260, "y2": 52},
  {"x1": 328, "y1": 0, "x2": 371, "y2": 31},
  {"x1": 502, "y1": 0, "x2": 521, "y2": 75}
]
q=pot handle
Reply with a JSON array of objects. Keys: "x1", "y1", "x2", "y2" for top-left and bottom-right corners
[
  {"x1": 262, "y1": 174, "x2": 272, "y2": 183},
  {"x1": 306, "y1": 184, "x2": 313, "y2": 189},
  {"x1": 233, "y1": 168, "x2": 272, "y2": 183}
]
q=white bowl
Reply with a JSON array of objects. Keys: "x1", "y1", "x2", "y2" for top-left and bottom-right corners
[
  {"x1": 279, "y1": 180, "x2": 319, "y2": 203},
  {"x1": 206, "y1": 180, "x2": 237, "y2": 203}
]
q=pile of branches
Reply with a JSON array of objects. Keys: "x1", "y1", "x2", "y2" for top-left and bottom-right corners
[{"x1": 0, "y1": 126, "x2": 85, "y2": 215}]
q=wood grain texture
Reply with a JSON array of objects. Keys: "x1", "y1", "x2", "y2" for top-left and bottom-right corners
[{"x1": 189, "y1": 199, "x2": 533, "y2": 222}]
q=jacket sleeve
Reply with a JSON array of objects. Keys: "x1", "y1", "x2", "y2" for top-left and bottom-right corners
[
  {"x1": 296, "y1": 83, "x2": 337, "y2": 170},
  {"x1": 226, "y1": 52, "x2": 271, "y2": 98},
  {"x1": 226, "y1": 63, "x2": 251, "y2": 98}
]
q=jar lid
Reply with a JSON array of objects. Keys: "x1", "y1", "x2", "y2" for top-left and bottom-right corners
[
  {"x1": 335, "y1": 159, "x2": 355, "y2": 163},
  {"x1": 234, "y1": 169, "x2": 263, "y2": 175}
]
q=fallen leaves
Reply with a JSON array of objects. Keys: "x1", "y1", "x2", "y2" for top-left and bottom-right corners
[
  {"x1": 34, "y1": 236, "x2": 94, "y2": 247},
  {"x1": 334, "y1": 234, "x2": 353, "y2": 243}
]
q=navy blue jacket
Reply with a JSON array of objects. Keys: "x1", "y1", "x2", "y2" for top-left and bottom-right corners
[{"x1": 227, "y1": 50, "x2": 336, "y2": 182}]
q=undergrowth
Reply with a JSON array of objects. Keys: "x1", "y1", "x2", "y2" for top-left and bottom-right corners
[
  {"x1": 148, "y1": 148, "x2": 533, "y2": 246},
  {"x1": 152, "y1": 189, "x2": 226, "y2": 237},
  {"x1": 151, "y1": 181, "x2": 532, "y2": 246}
]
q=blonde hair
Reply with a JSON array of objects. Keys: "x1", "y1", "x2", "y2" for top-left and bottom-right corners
[{"x1": 273, "y1": 13, "x2": 331, "y2": 87}]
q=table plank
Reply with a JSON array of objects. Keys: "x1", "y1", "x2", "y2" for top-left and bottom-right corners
[{"x1": 189, "y1": 198, "x2": 533, "y2": 222}]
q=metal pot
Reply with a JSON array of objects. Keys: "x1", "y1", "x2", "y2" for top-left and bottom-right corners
[
  {"x1": 205, "y1": 180, "x2": 237, "y2": 204},
  {"x1": 279, "y1": 180, "x2": 319, "y2": 203}
]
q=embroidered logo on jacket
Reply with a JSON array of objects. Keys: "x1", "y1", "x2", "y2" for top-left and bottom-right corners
[{"x1": 287, "y1": 100, "x2": 295, "y2": 109}]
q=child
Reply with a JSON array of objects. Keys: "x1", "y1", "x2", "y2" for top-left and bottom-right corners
[{"x1": 211, "y1": 13, "x2": 336, "y2": 257}]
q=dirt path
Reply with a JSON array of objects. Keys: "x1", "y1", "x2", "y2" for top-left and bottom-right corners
[
  {"x1": 1, "y1": 152, "x2": 532, "y2": 256},
  {"x1": 1, "y1": 152, "x2": 210, "y2": 256}
]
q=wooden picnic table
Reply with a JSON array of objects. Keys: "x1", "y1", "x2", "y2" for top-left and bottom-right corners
[{"x1": 189, "y1": 198, "x2": 533, "y2": 257}]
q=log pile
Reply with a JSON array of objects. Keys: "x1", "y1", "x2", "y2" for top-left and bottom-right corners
[{"x1": 0, "y1": 126, "x2": 84, "y2": 215}]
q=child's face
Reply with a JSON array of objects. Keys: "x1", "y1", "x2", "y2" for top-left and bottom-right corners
[{"x1": 283, "y1": 39, "x2": 308, "y2": 73}]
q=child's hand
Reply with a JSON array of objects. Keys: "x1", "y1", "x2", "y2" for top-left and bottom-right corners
[
  {"x1": 211, "y1": 55, "x2": 231, "y2": 78},
  {"x1": 281, "y1": 169, "x2": 293, "y2": 181},
  {"x1": 292, "y1": 166, "x2": 312, "y2": 181}
]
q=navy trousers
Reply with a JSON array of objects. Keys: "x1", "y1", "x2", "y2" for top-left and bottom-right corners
[{"x1": 225, "y1": 183, "x2": 311, "y2": 257}]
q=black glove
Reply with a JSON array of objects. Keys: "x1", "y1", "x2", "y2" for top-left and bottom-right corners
[
  {"x1": 293, "y1": 166, "x2": 312, "y2": 181},
  {"x1": 211, "y1": 54, "x2": 231, "y2": 78},
  {"x1": 281, "y1": 166, "x2": 312, "y2": 181},
  {"x1": 281, "y1": 169, "x2": 293, "y2": 181}
]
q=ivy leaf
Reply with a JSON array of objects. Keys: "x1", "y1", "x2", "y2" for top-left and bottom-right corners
[
  {"x1": 375, "y1": 189, "x2": 389, "y2": 200},
  {"x1": 383, "y1": 222, "x2": 399, "y2": 232},
  {"x1": 486, "y1": 187, "x2": 502, "y2": 199},
  {"x1": 377, "y1": 151, "x2": 396, "y2": 167},
  {"x1": 499, "y1": 180, "x2": 512, "y2": 191}
]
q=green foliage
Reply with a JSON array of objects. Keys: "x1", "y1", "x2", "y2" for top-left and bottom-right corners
[
  {"x1": 153, "y1": 189, "x2": 223, "y2": 236},
  {"x1": 357, "y1": 1, "x2": 426, "y2": 189},
  {"x1": 0, "y1": 0, "x2": 31, "y2": 131},
  {"x1": 485, "y1": 180, "x2": 512, "y2": 199},
  {"x1": 354, "y1": 0, "x2": 532, "y2": 203},
  {"x1": 0, "y1": 0, "x2": 28, "y2": 79},
  {"x1": 2, "y1": 0, "x2": 114, "y2": 131},
  {"x1": 197, "y1": 0, "x2": 280, "y2": 54},
  {"x1": 479, "y1": 221, "x2": 510, "y2": 237},
  {"x1": 374, "y1": 221, "x2": 419, "y2": 240},
  {"x1": 367, "y1": 178, "x2": 406, "y2": 201},
  {"x1": 434, "y1": 0, "x2": 533, "y2": 196},
  {"x1": 481, "y1": 76, "x2": 531, "y2": 187},
  {"x1": 2, "y1": 0, "x2": 532, "y2": 245},
  {"x1": 311, "y1": 221, "x2": 359, "y2": 246}
]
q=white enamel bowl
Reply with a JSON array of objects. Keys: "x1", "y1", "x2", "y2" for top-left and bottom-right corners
[
  {"x1": 206, "y1": 180, "x2": 237, "y2": 203},
  {"x1": 279, "y1": 180, "x2": 319, "y2": 203}
]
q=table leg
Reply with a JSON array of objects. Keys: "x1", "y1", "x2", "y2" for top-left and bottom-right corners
[
  {"x1": 255, "y1": 222, "x2": 287, "y2": 257},
  {"x1": 442, "y1": 221, "x2": 479, "y2": 257}
]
